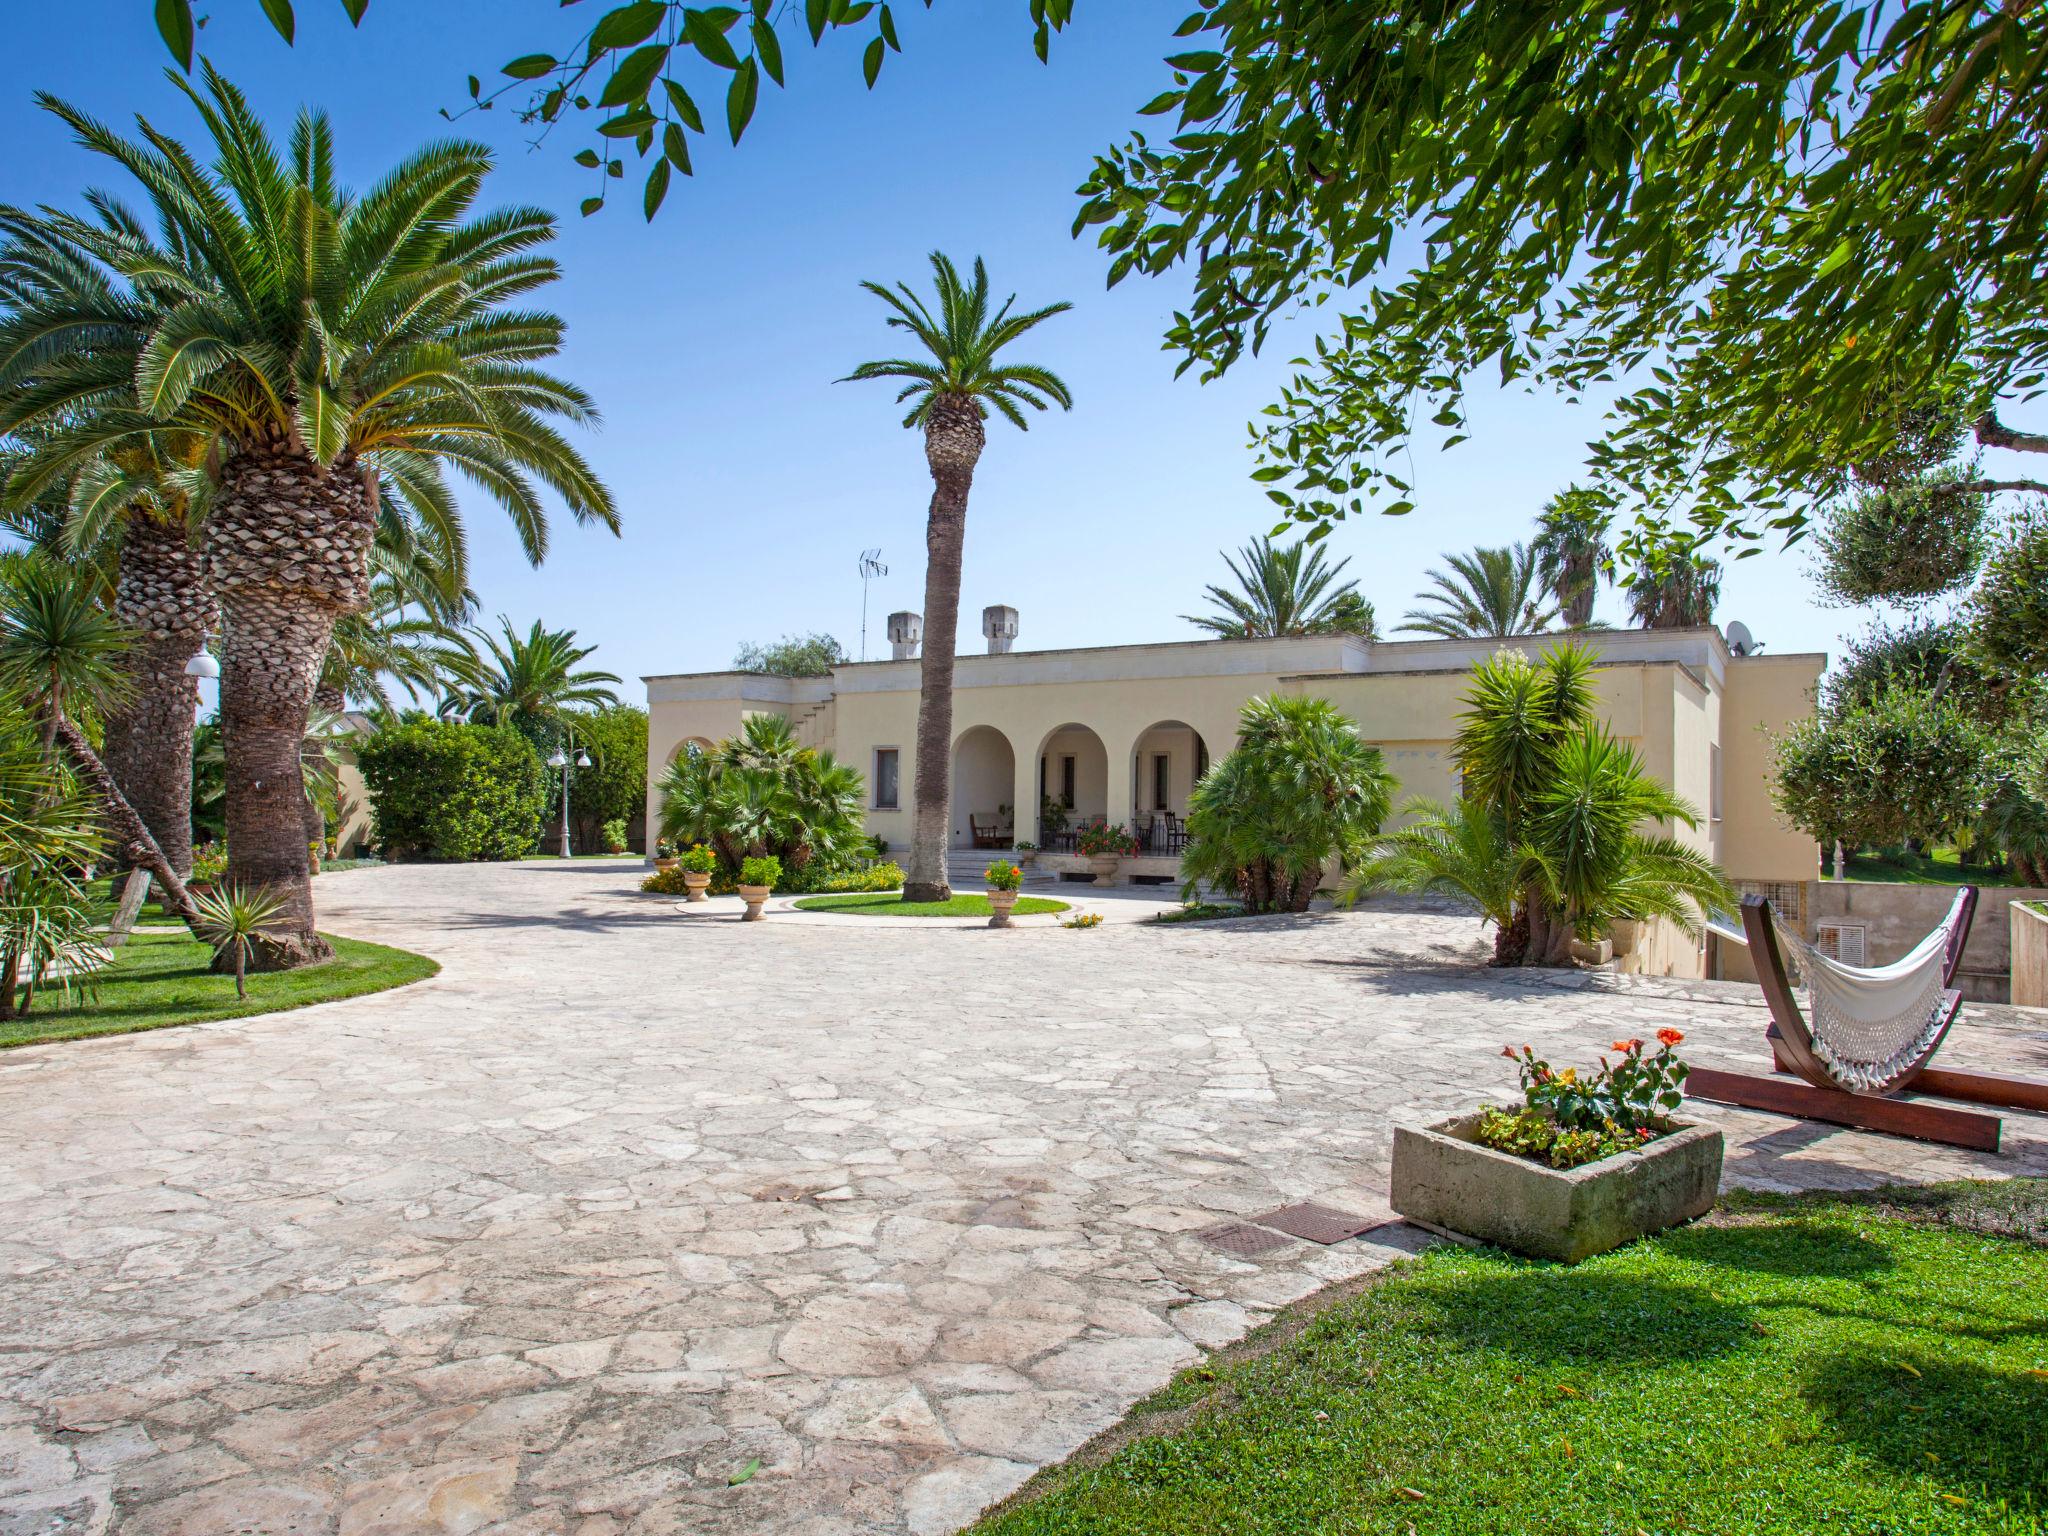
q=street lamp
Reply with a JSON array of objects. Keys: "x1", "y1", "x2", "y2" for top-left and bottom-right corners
[
  {"x1": 183, "y1": 650, "x2": 220, "y2": 680},
  {"x1": 547, "y1": 745, "x2": 593, "y2": 857}
]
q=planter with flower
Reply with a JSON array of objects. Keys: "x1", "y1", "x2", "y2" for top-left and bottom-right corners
[
  {"x1": 984, "y1": 860, "x2": 1023, "y2": 926},
  {"x1": 1390, "y1": 1029, "x2": 1722, "y2": 1262},
  {"x1": 1076, "y1": 822, "x2": 1139, "y2": 886},
  {"x1": 653, "y1": 838, "x2": 679, "y2": 873},
  {"x1": 1012, "y1": 840, "x2": 1037, "y2": 870},
  {"x1": 678, "y1": 843, "x2": 716, "y2": 901},
  {"x1": 737, "y1": 855, "x2": 780, "y2": 921}
]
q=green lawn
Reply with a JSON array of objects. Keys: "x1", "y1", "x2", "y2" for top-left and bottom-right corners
[
  {"x1": 792, "y1": 892, "x2": 1070, "y2": 917},
  {"x1": 973, "y1": 1182, "x2": 2048, "y2": 1536},
  {"x1": 1836, "y1": 846, "x2": 2015, "y2": 886},
  {"x1": 2, "y1": 927, "x2": 438, "y2": 1049}
]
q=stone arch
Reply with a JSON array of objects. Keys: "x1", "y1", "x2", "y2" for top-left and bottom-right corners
[
  {"x1": 1127, "y1": 719, "x2": 1211, "y2": 854},
  {"x1": 950, "y1": 725, "x2": 1017, "y2": 849},
  {"x1": 1032, "y1": 723, "x2": 1109, "y2": 847}
]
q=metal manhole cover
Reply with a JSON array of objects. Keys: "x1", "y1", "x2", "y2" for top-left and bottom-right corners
[
  {"x1": 1253, "y1": 1202, "x2": 1379, "y2": 1246},
  {"x1": 1195, "y1": 1220, "x2": 1294, "y2": 1257}
]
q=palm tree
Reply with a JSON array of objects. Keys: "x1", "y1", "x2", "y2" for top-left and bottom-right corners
[
  {"x1": 655, "y1": 713, "x2": 868, "y2": 879},
  {"x1": 1531, "y1": 487, "x2": 1613, "y2": 628},
  {"x1": 0, "y1": 68, "x2": 614, "y2": 965},
  {"x1": 1183, "y1": 537, "x2": 1375, "y2": 639},
  {"x1": 1398, "y1": 544, "x2": 1558, "y2": 638},
  {"x1": 441, "y1": 617, "x2": 619, "y2": 741},
  {"x1": 1626, "y1": 551, "x2": 1722, "y2": 629},
  {"x1": 842, "y1": 252, "x2": 1072, "y2": 901}
]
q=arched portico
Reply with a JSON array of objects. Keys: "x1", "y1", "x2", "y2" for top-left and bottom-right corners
[
  {"x1": 950, "y1": 725, "x2": 1017, "y2": 849},
  {"x1": 1033, "y1": 724, "x2": 1109, "y2": 848},
  {"x1": 1127, "y1": 720, "x2": 1211, "y2": 854}
]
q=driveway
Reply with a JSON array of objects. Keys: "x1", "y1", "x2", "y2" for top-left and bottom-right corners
[{"x1": 2, "y1": 860, "x2": 2043, "y2": 1534}]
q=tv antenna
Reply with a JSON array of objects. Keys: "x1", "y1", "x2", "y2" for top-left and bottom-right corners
[{"x1": 857, "y1": 548, "x2": 888, "y2": 661}]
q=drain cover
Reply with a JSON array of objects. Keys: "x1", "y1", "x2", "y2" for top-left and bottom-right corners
[
  {"x1": 1253, "y1": 1202, "x2": 1379, "y2": 1246},
  {"x1": 1195, "y1": 1220, "x2": 1294, "y2": 1257}
]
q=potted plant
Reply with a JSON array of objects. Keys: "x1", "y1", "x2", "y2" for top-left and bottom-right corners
[
  {"x1": 188, "y1": 844, "x2": 228, "y2": 899},
  {"x1": 602, "y1": 818, "x2": 630, "y2": 855},
  {"x1": 653, "y1": 837, "x2": 679, "y2": 873},
  {"x1": 1389, "y1": 1031, "x2": 1723, "y2": 1263},
  {"x1": 985, "y1": 860, "x2": 1023, "y2": 927},
  {"x1": 1077, "y1": 821, "x2": 1139, "y2": 886},
  {"x1": 1012, "y1": 839, "x2": 1037, "y2": 869},
  {"x1": 678, "y1": 843, "x2": 716, "y2": 901},
  {"x1": 737, "y1": 854, "x2": 781, "y2": 922}
]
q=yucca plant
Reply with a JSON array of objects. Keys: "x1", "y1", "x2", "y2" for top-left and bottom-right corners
[
  {"x1": 843, "y1": 252, "x2": 1072, "y2": 901},
  {"x1": 191, "y1": 882, "x2": 287, "y2": 998},
  {"x1": 0, "y1": 67, "x2": 615, "y2": 967}
]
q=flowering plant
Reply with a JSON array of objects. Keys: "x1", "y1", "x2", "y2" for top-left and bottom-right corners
[
  {"x1": 1077, "y1": 821, "x2": 1140, "y2": 857},
  {"x1": 1063, "y1": 911, "x2": 1104, "y2": 928},
  {"x1": 678, "y1": 843, "x2": 717, "y2": 874},
  {"x1": 1502, "y1": 1028, "x2": 1689, "y2": 1136},
  {"x1": 984, "y1": 860, "x2": 1023, "y2": 892},
  {"x1": 739, "y1": 854, "x2": 782, "y2": 889},
  {"x1": 654, "y1": 838, "x2": 678, "y2": 860},
  {"x1": 1012, "y1": 840, "x2": 1037, "y2": 853}
]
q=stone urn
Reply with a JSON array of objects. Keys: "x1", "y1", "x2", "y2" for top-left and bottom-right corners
[
  {"x1": 988, "y1": 889, "x2": 1020, "y2": 928},
  {"x1": 654, "y1": 857, "x2": 679, "y2": 874},
  {"x1": 682, "y1": 871, "x2": 710, "y2": 903},
  {"x1": 737, "y1": 883, "x2": 771, "y2": 921},
  {"x1": 1014, "y1": 849, "x2": 1037, "y2": 870},
  {"x1": 1390, "y1": 1112, "x2": 1723, "y2": 1263},
  {"x1": 1086, "y1": 854, "x2": 1119, "y2": 888}
]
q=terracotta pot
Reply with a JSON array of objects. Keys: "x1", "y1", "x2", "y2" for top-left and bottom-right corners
[
  {"x1": 737, "y1": 882, "x2": 771, "y2": 921},
  {"x1": 654, "y1": 858, "x2": 678, "y2": 873},
  {"x1": 1086, "y1": 854, "x2": 1119, "y2": 887},
  {"x1": 681, "y1": 870, "x2": 710, "y2": 902},
  {"x1": 987, "y1": 888, "x2": 1020, "y2": 928}
]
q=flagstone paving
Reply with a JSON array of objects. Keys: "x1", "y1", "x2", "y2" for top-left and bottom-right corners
[{"x1": 1, "y1": 860, "x2": 2044, "y2": 1535}]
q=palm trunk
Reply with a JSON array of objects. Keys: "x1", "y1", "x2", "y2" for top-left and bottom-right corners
[
  {"x1": 1562, "y1": 552, "x2": 1596, "y2": 628},
  {"x1": 49, "y1": 715, "x2": 203, "y2": 932},
  {"x1": 102, "y1": 518, "x2": 213, "y2": 881},
  {"x1": 904, "y1": 395, "x2": 986, "y2": 904},
  {"x1": 207, "y1": 448, "x2": 377, "y2": 969}
]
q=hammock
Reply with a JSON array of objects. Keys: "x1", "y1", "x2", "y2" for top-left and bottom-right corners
[{"x1": 1772, "y1": 913, "x2": 1956, "y2": 1093}]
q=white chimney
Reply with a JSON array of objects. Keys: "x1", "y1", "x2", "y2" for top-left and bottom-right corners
[
  {"x1": 982, "y1": 604, "x2": 1019, "y2": 655},
  {"x1": 888, "y1": 610, "x2": 922, "y2": 661}
]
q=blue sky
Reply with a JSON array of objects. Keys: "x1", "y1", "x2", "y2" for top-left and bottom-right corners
[{"x1": 5, "y1": 0, "x2": 1862, "y2": 693}]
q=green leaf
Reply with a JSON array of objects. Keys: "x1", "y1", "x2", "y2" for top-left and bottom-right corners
[
  {"x1": 574, "y1": 148, "x2": 602, "y2": 168},
  {"x1": 753, "y1": 18, "x2": 785, "y2": 85},
  {"x1": 863, "y1": 35, "x2": 885, "y2": 87},
  {"x1": 503, "y1": 54, "x2": 558, "y2": 80},
  {"x1": 591, "y1": 1, "x2": 667, "y2": 51},
  {"x1": 663, "y1": 79, "x2": 705, "y2": 132},
  {"x1": 580, "y1": 196, "x2": 606, "y2": 217},
  {"x1": 338, "y1": 0, "x2": 367, "y2": 21},
  {"x1": 727, "y1": 57, "x2": 760, "y2": 143},
  {"x1": 684, "y1": 7, "x2": 743, "y2": 68},
  {"x1": 1164, "y1": 50, "x2": 1223, "y2": 72},
  {"x1": 258, "y1": 0, "x2": 295, "y2": 45},
  {"x1": 598, "y1": 110, "x2": 657, "y2": 137},
  {"x1": 1817, "y1": 238, "x2": 1855, "y2": 278},
  {"x1": 643, "y1": 158, "x2": 671, "y2": 220},
  {"x1": 805, "y1": 0, "x2": 828, "y2": 42},
  {"x1": 729, "y1": 1458, "x2": 761, "y2": 1487},
  {"x1": 599, "y1": 44, "x2": 669, "y2": 107},
  {"x1": 879, "y1": 2, "x2": 900, "y2": 50},
  {"x1": 664, "y1": 122, "x2": 694, "y2": 174},
  {"x1": 155, "y1": 0, "x2": 194, "y2": 71},
  {"x1": 1137, "y1": 90, "x2": 1184, "y2": 116}
]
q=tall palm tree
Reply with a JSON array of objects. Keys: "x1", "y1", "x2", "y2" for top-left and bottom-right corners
[
  {"x1": 1183, "y1": 537, "x2": 1376, "y2": 639},
  {"x1": 1626, "y1": 551, "x2": 1722, "y2": 629},
  {"x1": 1531, "y1": 486, "x2": 1613, "y2": 628},
  {"x1": 440, "y1": 617, "x2": 618, "y2": 741},
  {"x1": 1399, "y1": 544, "x2": 1557, "y2": 639},
  {"x1": 0, "y1": 69, "x2": 614, "y2": 964},
  {"x1": 842, "y1": 252, "x2": 1072, "y2": 901}
]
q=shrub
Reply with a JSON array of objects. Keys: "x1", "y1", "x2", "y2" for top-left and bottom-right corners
[
  {"x1": 984, "y1": 860, "x2": 1022, "y2": 892},
  {"x1": 1063, "y1": 911, "x2": 1103, "y2": 928},
  {"x1": 550, "y1": 706, "x2": 646, "y2": 853},
  {"x1": 807, "y1": 860, "x2": 903, "y2": 893},
  {"x1": 355, "y1": 720, "x2": 547, "y2": 862},
  {"x1": 740, "y1": 854, "x2": 782, "y2": 889},
  {"x1": 656, "y1": 714, "x2": 866, "y2": 881},
  {"x1": 678, "y1": 843, "x2": 717, "y2": 874},
  {"x1": 641, "y1": 866, "x2": 696, "y2": 895},
  {"x1": 190, "y1": 844, "x2": 229, "y2": 885},
  {"x1": 1077, "y1": 821, "x2": 1140, "y2": 857},
  {"x1": 601, "y1": 817, "x2": 629, "y2": 853},
  {"x1": 1771, "y1": 680, "x2": 1989, "y2": 853}
]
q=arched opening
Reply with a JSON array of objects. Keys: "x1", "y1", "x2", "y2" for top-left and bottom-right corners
[
  {"x1": 665, "y1": 735, "x2": 716, "y2": 767},
  {"x1": 1128, "y1": 721, "x2": 1211, "y2": 854},
  {"x1": 950, "y1": 725, "x2": 1017, "y2": 850},
  {"x1": 1033, "y1": 724, "x2": 1109, "y2": 850}
]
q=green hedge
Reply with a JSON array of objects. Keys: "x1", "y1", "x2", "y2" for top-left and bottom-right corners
[{"x1": 356, "y1": 720, "x2": 548, "y2": 862}]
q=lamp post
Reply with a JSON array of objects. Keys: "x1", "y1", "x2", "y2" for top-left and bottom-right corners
[{"x1": 547, "y1": 744, "x2": 593, "y2": 857}]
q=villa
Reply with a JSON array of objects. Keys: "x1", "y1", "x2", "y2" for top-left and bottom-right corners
[{"x1": 645, "y1": 610, "x2": 1822, "y2": 978}]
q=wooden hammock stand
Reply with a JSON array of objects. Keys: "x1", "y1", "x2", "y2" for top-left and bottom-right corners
[{"x1": 1687, "y1": 887, "x2": 2048, "y2": 1152}]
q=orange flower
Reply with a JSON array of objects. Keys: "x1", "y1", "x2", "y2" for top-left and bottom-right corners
[
  {"x1": 1612, "y1": 1038, "x2": 1644, "y2": 1054},
  {"x1": 1501, "y1": 1045, "x2": 1518, "y2": 1061},
  {"x1": 1657, "y1": 1028, "x2": 1685, "y2": 1047}
]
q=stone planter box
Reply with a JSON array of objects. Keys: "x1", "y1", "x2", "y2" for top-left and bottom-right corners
[{"x1": 1390, "y1": 1112, "x2": 1723, "y2": 1263}]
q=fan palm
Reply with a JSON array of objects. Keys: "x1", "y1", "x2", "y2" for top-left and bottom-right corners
[
  {"x1": 654, "y1": 713, "x2": 868, "y2": 879},
  {"x1": 1626, "y1": 551, "x2": 1722, "y2": 629},
  {"x1": 842, "y1": 252, "x2": 1072, "y2": 901},
  {"x1": 1184, "y1": 537, "x2": 1375, "y2": 639},
  {"x1": 440, "y1": 617, "x2": 618, "y2": 741},
  {"x1": 0, "y1": 68, "x2": 614, "y2": 965},
  {"x1": 1399, "y1": 544, "x2": 1557, "y2": 639},
  {"x1": 1531, "y1": 487, "x2": 1613, "y2": 628}
]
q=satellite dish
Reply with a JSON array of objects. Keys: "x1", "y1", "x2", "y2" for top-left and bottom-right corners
[{"x1": 1725, "y1": 619, "x2": 1761, "y2": 657}]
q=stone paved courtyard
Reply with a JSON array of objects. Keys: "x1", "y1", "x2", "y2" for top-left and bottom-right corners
[{"x1": 2, "y1": 861, "x2": 2044, "y2": 1535}]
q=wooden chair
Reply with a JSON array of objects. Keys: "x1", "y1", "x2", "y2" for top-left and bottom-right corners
[
  {"x1": 969, "y1": 815, "x2": 1004, "y2": 849},
  {"x1": 1688, "y1": 888, "x2": 2048, "y2": 1151}
]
